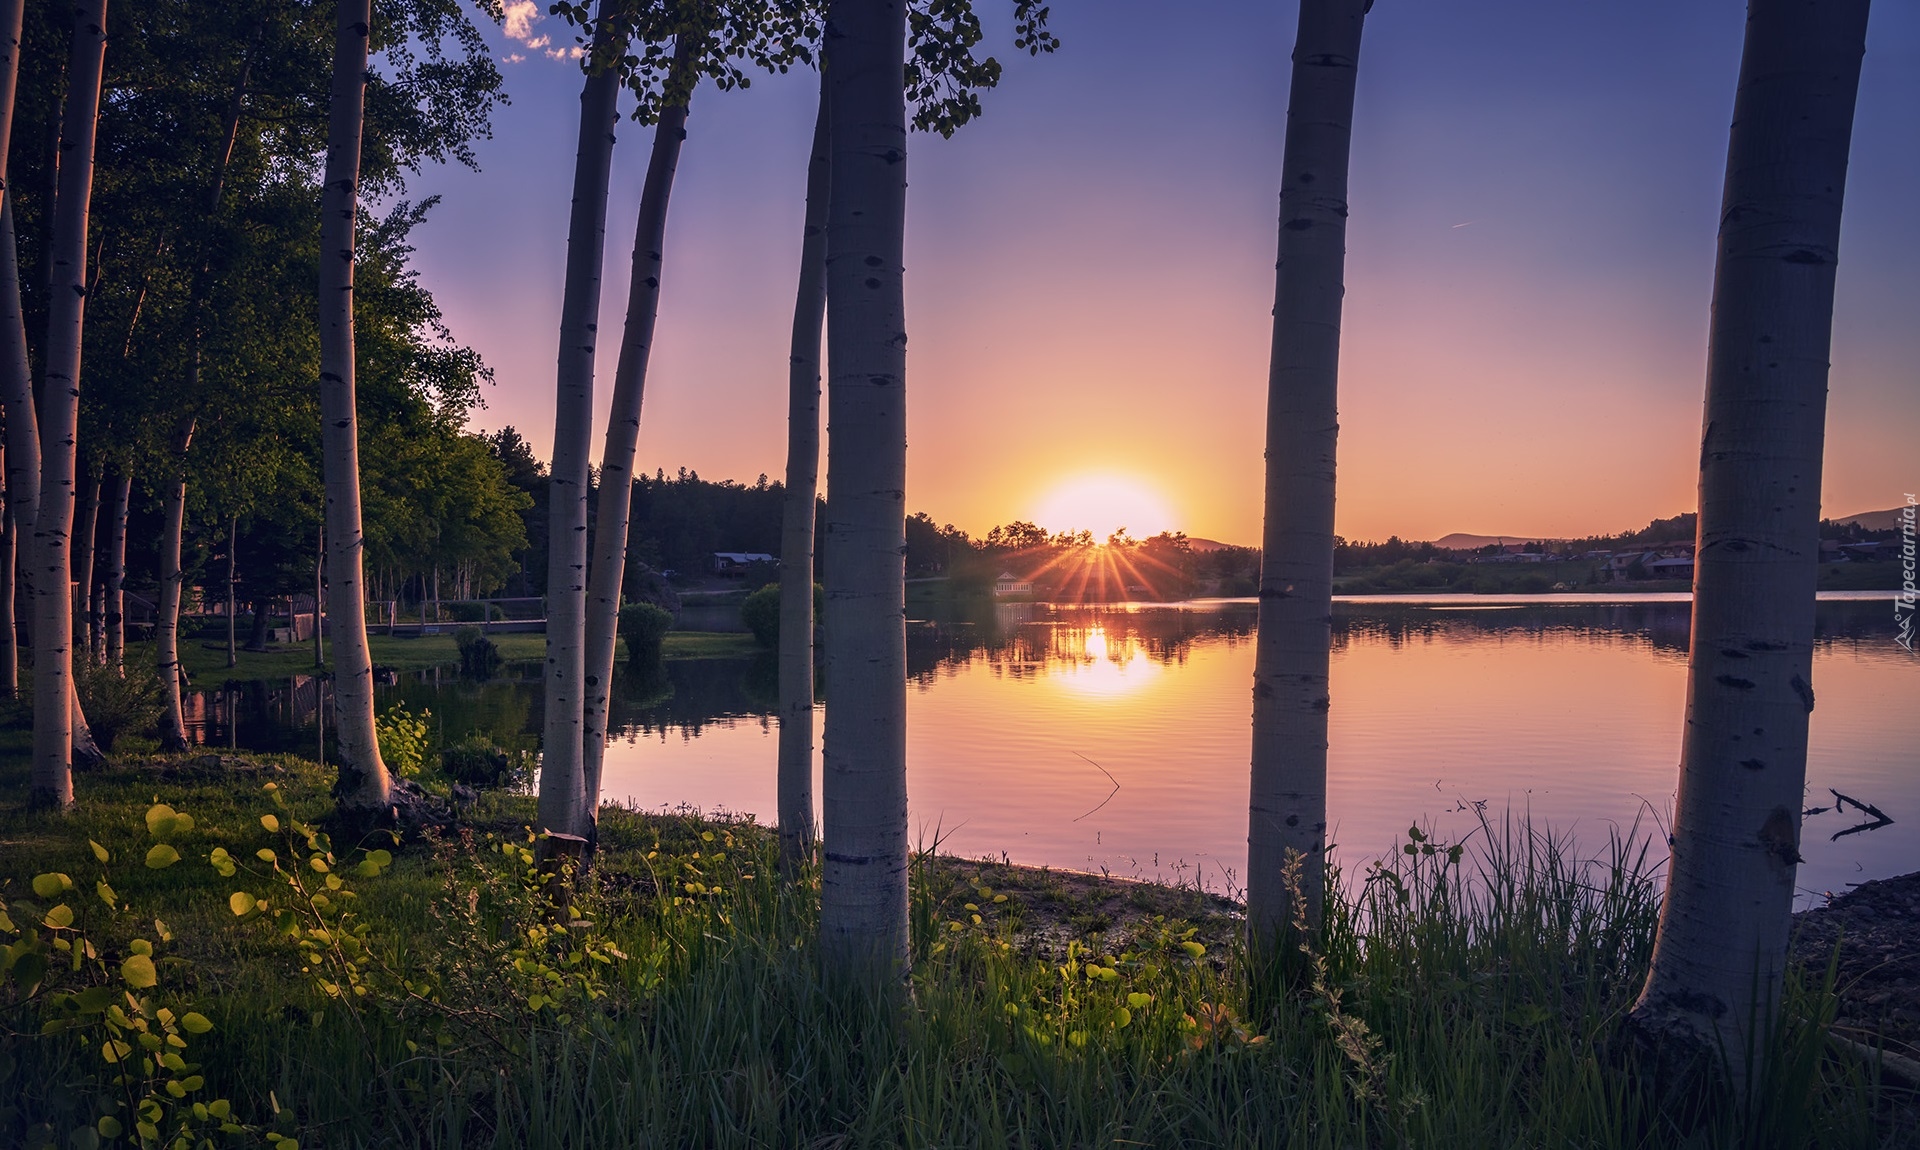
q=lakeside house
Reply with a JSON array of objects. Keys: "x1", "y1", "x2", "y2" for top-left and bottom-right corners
[
  {"x1": 994, "y1": 572, "x2": 1035, "y2": 598},
  {"x1": 712, "y1": 552, "x2": 776, "y2": 576}
]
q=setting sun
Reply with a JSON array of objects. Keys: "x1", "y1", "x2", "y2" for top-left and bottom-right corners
[{"x1": 1030, "y1": 473, "x2": 1178, "y2": 540}]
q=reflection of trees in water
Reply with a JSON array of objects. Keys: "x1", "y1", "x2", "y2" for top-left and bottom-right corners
[
  {"x1": 906, "y1": 602, "x2": 1259, "y2": 684},
  {"x1": 188, "y1": 600, "x2": 1900, "y2": 751},
  {"x1": 1331, "y1": 600, "x2": 1895, "y2": 658},
  {"x1": 607, "y1": 656, "x2": 781, "y2": 739}
]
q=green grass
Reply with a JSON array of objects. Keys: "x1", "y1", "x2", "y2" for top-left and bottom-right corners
[
  {"x1": 129, "y1": 629, "x2": 758, "y2": 684},
  {"x1": 0, "y1": 754, "x2": 1907, "y2": 1148}
]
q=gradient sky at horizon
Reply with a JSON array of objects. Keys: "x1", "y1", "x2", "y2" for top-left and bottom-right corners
[{"x1": 404, "y1": 0, "x2": 1919, "y2": 545}]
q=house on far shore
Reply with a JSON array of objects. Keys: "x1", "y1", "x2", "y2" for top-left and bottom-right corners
[
  {"x1": 994, "y1": 572, "x2": 1034, "y2": 598},
  {"x1": 712, "y1": 552, "x2": 776, "y2": 576},
  {"x1": 1644, "y1": 555, "x2": 1695, "y2": 581}
]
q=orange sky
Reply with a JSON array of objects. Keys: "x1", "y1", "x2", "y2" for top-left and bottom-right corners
[{"x1": 412, "y1": 1, "x2": 1919, "y2": 546}]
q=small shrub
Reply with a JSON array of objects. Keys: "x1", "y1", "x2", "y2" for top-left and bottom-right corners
[
  {"x1": 445, "y1": 602, "x2": 506, "y2": 623},
  {"x1": 375, "y1": 703, "x2": 431, "y2": 777},
  {"x1": 440, "y1": 735, "x2": 527, "y2": 788},
  {"x1": 74, "y1": 663, "x2": 163, "y2": 752},
  {"x1": 456, "y1": 627, "x2": 502, "y2": 677},
  {"x1": 618, "y1": 602, "x2": 674, "y2": 663},
  {"x1": 739, "y1": 582, "x2": 824, "y2": 649}
]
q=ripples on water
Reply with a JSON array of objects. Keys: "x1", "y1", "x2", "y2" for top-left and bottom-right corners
[{"x1": 188, "y1": 596, "x2": 1916, "y2": 905}]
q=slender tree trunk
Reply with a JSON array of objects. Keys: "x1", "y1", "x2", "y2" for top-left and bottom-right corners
[
  {"x1": 1246, "y1": 0, "x2": 1367, "y2": 945},
  {"x1": 1628, "y1": 0, "x2": 1869, "y2": 1086},
  {"x1": 86, "y1": 509, "x2": 103, "y2": 663},
  {"x1": 29, "y1": 0, "x2": 106, "y2": 808},
  {"x1": 778, "y1": 73, "x2": 829, "y2": 878},
  {"x1": 225, "y1": 516, "x2": 236, "y2": 667},
  {"x1": 71, "y1": 475, "x2": 96, "y2": 643},
  {"x1": 313, "y1": 522, "x2": 324, "y2": 668},
  {"x1": 819, "y1": 0, "x2": 911, "y2": 984},
  {"x1": 0, "y1": 0, "x2": 22, "y2": 696},
  {"x1": 0, "y1": 203, "x2": 36, "y2": 663},
  {"x1": 537, "y1": 18, "x2": 622, "y2": 841},
  {"x1": 0, "y1": 443, "x2": 12, "y2": 695},
  {"x1": 318, "y1": 0, "x2": 390, "y2": 813},
  {"x1": 102, "y1": 470, "x2": 126, "y2": 670},
  {"x1": 155, "y1": 420, "x2": 192, "y2": 751},
  {"x1": 580, "y1": 35, "x2": 697, "y2": 840}
]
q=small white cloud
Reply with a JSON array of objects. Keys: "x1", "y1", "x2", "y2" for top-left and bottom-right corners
[
  {"x1": 526, "y1": 33, "x2": 550, "y2": 49},
  {"x1": 502, "y1": 52, "x2": 526, "y2": 64},
  {"x1": 501, "y1": 0, "x2": 540, "y2": 43},
  {"x1": 544, "y1": 44, "x2": 586, "y2": 60}
]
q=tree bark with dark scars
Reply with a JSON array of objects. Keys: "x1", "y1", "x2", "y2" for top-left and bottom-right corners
[
  {"x1": 29, "y1": 0, "x2": 108, "y2": 807},
  {"x1": 1628, "y1": 0, "x2": 1871, "y2": 1093},
  {"x1": 1245, "y1": 0, "x2": 1368, "y2": 946},
  {"x1": 317, "y1": 0, "x2": 392, "y2": 815},
  {"x1": 778, "y1": 71, "x2": 829, "y2": 879},
  {"x1": 819, "y1": 0, "x2": 912, "y2": 988},
  {"x1": 579, "y1": 33, "x2": 699, "y2": 841}
]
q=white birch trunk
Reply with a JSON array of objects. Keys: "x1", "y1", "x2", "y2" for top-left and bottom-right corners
[
  {"x1": 536, "y1": 21, "x2": 621, "y2": 841},
  {"x1": 1, "y1": 443, "x2": 12, "y2": 696},
  {"x1": 778, "y1": 74, "x2": 829, "y2": 878},
  {"x1": 819, "y1": 0, "x2": 911, "y2": 984},
  {"x1": 318, "y1": 0, "x2": 390, "y2": 811},
  {"x1": 102, "y1": 470, "x2": 126, "y2": 671},
  {"x1": 580, "y1": 36, "x2": 697, "y2": 839},
  {"x1": 155, "y1": 421, "x2": 192, "y2": 752},
  {"x1": 1245, "y1": 0, "x2": 1366, "y2": 945},
  {"x1": 1629, "y1": 0, "x2": 1870, "y2": 1082},
  {"x1": 72, "y1": 475, "x2": 96, "y2": 644},
  {"x1": 0, "y1": 0, "x2": 23, "y2": 697},
  {"x1": 29, "y1": 0, "x2": 106, "y2": 808}
]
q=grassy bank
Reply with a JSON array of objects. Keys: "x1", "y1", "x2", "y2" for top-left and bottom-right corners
[
  {"x1": 125, "y1": 629, "x2": 760, "y2": 683},
  {"x1": 2, "y1": 753, "x2": 1904, "y2": 1148}
]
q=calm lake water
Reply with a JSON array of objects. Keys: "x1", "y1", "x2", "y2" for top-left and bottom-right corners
[{"x1": 188, "y1": 594, "x2": 1916, "y2": 905}]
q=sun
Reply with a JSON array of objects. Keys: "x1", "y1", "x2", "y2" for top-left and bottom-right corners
[{"x1": 1030, "y1": 473, "x2": 1177, "y2": 541}]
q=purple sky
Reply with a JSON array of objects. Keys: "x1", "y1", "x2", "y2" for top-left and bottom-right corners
[{"x1": 401, "y1": 0, "x2": 1919, "y2": 544}]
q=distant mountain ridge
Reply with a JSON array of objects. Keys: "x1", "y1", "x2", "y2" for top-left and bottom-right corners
[{"x1": 1830, "y1": 507, "x2": 1909, "y2": 531}]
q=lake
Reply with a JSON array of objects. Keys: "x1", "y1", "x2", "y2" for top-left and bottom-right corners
[{"x1": 187, "y1": 594, "x2": 1916, "y2": 906}]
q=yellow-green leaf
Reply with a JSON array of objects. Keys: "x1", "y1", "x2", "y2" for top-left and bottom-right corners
[
  {"x1": 256, "y1": 848, "x2": 276, "y2": 863},
  {"x1": 1180, "y1": 941, "x2": 1207, "y2": 959},
  {"x1": 145, "y1": 804, "x2": 178, "y2": 837},
  {"x1": 179, "y1": 1011, "x2": 212, "y2": 1035},
  {"x1": 144, "y1": 845, "x2": 181, "y2": 870},
  {"x1": 261, "y1": 814, "x2": 280, "y2": 833},
  {"x1": 32, "y1": 872, "x2": 72, "y2": 898},
  {"x1": 96, "y1": 1115, "x2": 123, "y2": 1138},
  {"x1": 121, "y1": 954, "x2": 158, "y2": 990},
  {"x1": 89, "y1": 840, "x2": 110, "y2": 864},
  {"x1": 228, "y1": 892, "x2": 256, "y2": 917},
  {"x1": 1127, "y1": 992, "x2": 1153, "y2": 1010},
  {"x1": 96, "y1": 881, "x2": 116, "y2": 908},
  {"x1": 44, "y1": 904, "x2": 75, "y2": 929}
]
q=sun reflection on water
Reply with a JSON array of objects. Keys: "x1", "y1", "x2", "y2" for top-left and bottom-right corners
[{"x1": 1050, "y1": 624, "x2": 1162, "y2": 699}]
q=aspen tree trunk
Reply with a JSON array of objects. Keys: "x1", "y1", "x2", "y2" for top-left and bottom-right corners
[
  {"x1": 318, "y1": 0, "x2": 390, "y2": 813},
  {"x1": 72, "y1": 476, "x2": 96, "y2": 643},
  {"x1": 86, "y1": 523, "x2": 103, "y2": 663},
  {"x1": 1628, "y1": 0, "x2": 1869, "y2": 1085},
  {"x1": 226, "y1": 517, "x2": 237, "y2": 667},
  {"x1": 102, "y1": 470, "x2": 126, "y2": 670},
  {"x1": 536, "y1": 18, "x2": 621, "y2": 841},
  {"x1": 0, "y1": 203, "x2": 35, "y2": 653},
  {"x1": 155, "y1": 421, "x2": 192, "y2": 752},
  {"x1": 778, "y1": 74, "x2": 829, "y2": 878},
  {"x1": 0, "y1": 0, "x2": 22, "y2": 696},
  {"x1": 1, "y1": 444, "x2": 12, "y2": 695},
  {"x1": 29, "y1": 0, "x2": 106, "y2": 808},
  {"x1": 1245, "y1": 0, "x2": 1367, "y2": 945},
  {"x1": 819, "y1": 0, "x2": 911, "y2": 983},
  {"x1": 579, "y1": 35, "x2": 697, "y2": 840}
]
